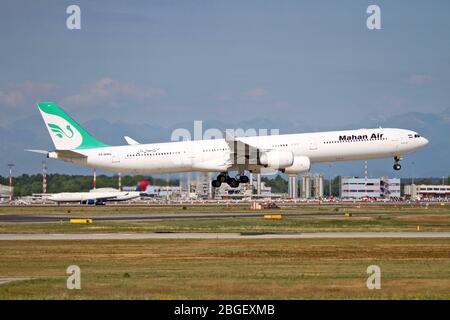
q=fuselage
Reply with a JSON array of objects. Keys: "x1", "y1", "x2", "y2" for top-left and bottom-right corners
[
  {"x1": 48, "y1": 190, "x2": 141, "y2": 202},
  {"x1": 52, "y1": 128, "x2": 428, "y2": 174}
]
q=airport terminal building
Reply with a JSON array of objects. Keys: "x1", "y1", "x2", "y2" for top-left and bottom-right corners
[
  {"x1": 404, "y1": 184, "x2": 450, "y2": 200},
  {"x1": 0, "y1": 184, "x2": 13, "y2": 201},
  {"x1": 340, "y1": 177, "x2": 401, "y2": 199}
]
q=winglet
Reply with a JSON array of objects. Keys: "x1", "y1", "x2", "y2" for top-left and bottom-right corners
[{"x1": 124, "y1": 136, "x2": 140, "y2": 145}]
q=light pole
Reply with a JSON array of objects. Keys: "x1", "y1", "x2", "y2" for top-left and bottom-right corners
[
  {"x1": 8, "y1": 164, "x2": 14, "y2": 202},
  {"x1": 364, "y1": 160, "x2": 368, "y2": 198},
  {"x1": 328, "y1": 164, "x2": 333, "y2": 198},
  {"x1": 42, "y1": 160, "x2": 47, "y2": 194}
]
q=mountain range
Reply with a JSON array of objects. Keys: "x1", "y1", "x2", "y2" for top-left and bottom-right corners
[{"x1": 0, "y1": 108, "x2": 448, "y2": 178}]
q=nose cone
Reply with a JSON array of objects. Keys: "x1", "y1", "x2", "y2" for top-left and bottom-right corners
[{"x1": 421, "y1": 137, "x2": 429, "y2": 146}]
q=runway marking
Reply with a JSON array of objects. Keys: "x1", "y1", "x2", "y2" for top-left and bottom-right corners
[
  {"x1": 0, "y1": 277, "x2": 32, "y2": 285},
  {"x1": 0, "y1": 212, "x2": 357, "y2": 223},
  {"x1": 1, "y1": 232, "x2": 450, "y2": 240}
]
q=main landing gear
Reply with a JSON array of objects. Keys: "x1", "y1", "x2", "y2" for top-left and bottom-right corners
[
  {"x1": 393, "y1": 156, "x2": 402, "y2": 171},
  {"x1": 211, "y1": 173, "x2": 250, "y2": 188}
]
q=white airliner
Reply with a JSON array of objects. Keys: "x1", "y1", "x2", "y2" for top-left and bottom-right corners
[
  {"x1": 48, "y1": 188, "x2": 141, "y2": 205},
  {"x1": 29, "y1": 102, "x2": 428, "y2": 188}
]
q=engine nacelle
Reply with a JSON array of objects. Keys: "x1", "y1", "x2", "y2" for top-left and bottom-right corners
[
  {"x1": 284, "y1": 156, "x2": 311, "y2": 174},
  {"x1": 259, "y1": 150, "x2": 294, "y2": 169}
]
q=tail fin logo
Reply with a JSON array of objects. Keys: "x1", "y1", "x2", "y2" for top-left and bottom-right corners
[
  {"x1": 38, "y1": 101, "x2": 110, "y2": 150},
  {"x1": 40, "y1": 112, "x2": 83, "y2": 150},
  {"x1": 48, "y1": 123, "x2": 74, "y2": 139}
]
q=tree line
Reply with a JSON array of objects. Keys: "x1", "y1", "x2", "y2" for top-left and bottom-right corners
[
  {"x1": 1, "y1": 174, "x2": 448, "y2": 197},
  {"x1": 0, "y1": 174, "x2": 179, "y2": 196}
]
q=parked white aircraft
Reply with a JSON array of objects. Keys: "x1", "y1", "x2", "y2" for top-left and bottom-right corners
[
  {"x1": 29, "y1": 102, "x2": 428, "y2": 188},
  {"x1": 48, "y1": 188, "x2": 141, "y2": 205}
]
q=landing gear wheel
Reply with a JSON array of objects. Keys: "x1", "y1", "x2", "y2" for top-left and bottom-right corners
[
  {"x1": 217, "y1": 174, "x2": 227, "y2": 183},
  {"x1": 393, "y1": 156, "x2": 402, "y2": 171},
  {"x1": 239, "y1": 176, "x2": 250, "y2": 184},
  {"x1": 227, "y1": 178, "x2": 240, "y2": 188},
  {"x1": 211, "y1": 180, "x2": 221, "y2": 188}
]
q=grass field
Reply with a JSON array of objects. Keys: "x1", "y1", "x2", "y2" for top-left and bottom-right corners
[
  {"x1": 0, "y1": 204, "x2": 449, "y2": 299},
  {"x1": 2, "y1": 215, "x2": 450, "y2": 234},
  {"x1": 0, "y1": 204, "x2": 449, "y2": 234},
  {"x1": 0, "y1": 238, "x2": 449, "y2": 299},
  {"x1": 1, "y1": 203, "x2": 448, "y2": 215}
]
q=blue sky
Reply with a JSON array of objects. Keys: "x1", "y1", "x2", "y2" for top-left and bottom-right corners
[
  {"x1": 1, "y1": 0, "x2": 449, "y2": 126},
  {"x1": 0, "y1": 1, "x2": 449, "y2": 177}
]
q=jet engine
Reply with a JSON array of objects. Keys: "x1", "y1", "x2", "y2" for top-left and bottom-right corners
[
  {"x1": 259, "y1": 150, "x2": 294, "y2": 169},
  {"x1": 284, "y1": 156, "x2": 311, "y2": 174}
]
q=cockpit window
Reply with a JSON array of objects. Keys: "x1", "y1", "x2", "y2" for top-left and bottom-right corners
[{"x1": 414, "y1": 134, "x2": 420, "y2": 138}]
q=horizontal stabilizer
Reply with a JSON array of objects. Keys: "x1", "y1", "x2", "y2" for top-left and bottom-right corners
[
  {"x1": 25, "y1": 149, "x2": 49, "y2": 155},
  {"x1": 53, "y1": 150, "x2": 87, "y2": 159}
]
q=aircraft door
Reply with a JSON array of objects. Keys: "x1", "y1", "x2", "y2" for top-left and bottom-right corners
[
  {"x1": 111, "y1": 152, "x2": 120, "y2": 163},
  {"x1": 308, "y1": 138, "x2": 317, "y2": 150},
  {"x1": 182, "y1": 140, "x2": 196, "y2": 169},
  {"x1": 390, "y1": 134, "x2": 400, "y2": 153}
]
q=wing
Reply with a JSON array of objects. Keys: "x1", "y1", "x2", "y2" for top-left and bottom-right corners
[
  {"x1": 224, "y1": 131, "x2": 261, "y2": 167},
  {"x1": 88, "y1": 193, "x2": 140, "y2": 202},
  {"x1": 223, "y1": 132, "x2": 280, "y2": 174},
  {"x1": 87, "y1": 196, "x2": 116, "y2": 202}
]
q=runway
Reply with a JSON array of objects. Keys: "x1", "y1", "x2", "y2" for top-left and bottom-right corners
[
  {"x1": 0, "y1": 211, "x2": 347, "y2": 223},
  {"x1": 1, "y1": 231, "x2": 450, "y2": 240}
]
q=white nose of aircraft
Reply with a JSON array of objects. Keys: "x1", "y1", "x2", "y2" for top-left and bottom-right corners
[{"x1": 421, "y1": 137, "x2": 429, "y2": 146}]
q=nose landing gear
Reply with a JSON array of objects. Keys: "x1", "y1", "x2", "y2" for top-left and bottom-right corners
[{"x1": 393, "y1": 156, "x2": 402, "y2": 171}]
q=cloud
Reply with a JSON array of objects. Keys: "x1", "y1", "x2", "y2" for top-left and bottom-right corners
[
  {"x1": 217, "y1": 94, "x2": 233, "y2": 102},
  {"x1": 61, "y1": 78, "x2": 167, "y2": 108},
  {"x1": 0, "y1": 81, "x2": 57, "y2": 106},
  {"x1": 384, "y1": 96, "x2": 406, "y2": 109},
  {"x1": 407, "y1": 74, "x2": 433, "y2": 85},
  {"x1": 244, "y1": 88, "x2": 268, "y2": 97}
]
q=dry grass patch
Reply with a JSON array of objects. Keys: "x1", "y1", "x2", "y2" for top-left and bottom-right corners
[{"x1": 0, "y1": 238, "x2": 449, "y2": 299}]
